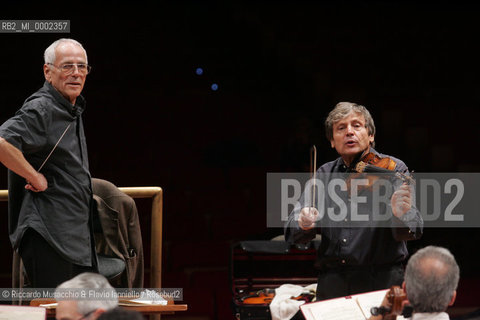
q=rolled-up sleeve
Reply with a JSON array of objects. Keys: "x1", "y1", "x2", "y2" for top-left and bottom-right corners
[{"x1": 0, "y1": 102, "x2": 49, "y2": 154}]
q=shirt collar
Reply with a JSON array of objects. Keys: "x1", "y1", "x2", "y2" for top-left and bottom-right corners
[
  {"x1": 43, "y1": 81, "x2": 86, "y2": 116},
  {"x1": 412, "y1": 312, "x2": 450, "y2": 320}
]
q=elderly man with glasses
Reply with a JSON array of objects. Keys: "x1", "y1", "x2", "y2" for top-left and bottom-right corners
[{"x1": 0, "y1": 38, "x2": 96, "y2": 287}]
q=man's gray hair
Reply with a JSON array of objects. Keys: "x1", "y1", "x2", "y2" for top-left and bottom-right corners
[
  {"x1": 405, "y1": 246, "x2": 460, "y2": 313},
  {"x1": 44, "y1": 38, "x2": 88, "y2": 64},
  {"x1": 55, "y1": 272, "x2": 118, "y2": 314},
  {"x1": 325, "y1": 102, "x2": 376, "y2": 147}
]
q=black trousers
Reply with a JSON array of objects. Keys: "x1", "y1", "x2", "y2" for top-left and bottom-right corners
[
  {"x1": 315, "y1": 263, "x2": 404, "y2": 301},
  {"x1": 18, "y1": 228, "x2": 96, "y2": 288}
]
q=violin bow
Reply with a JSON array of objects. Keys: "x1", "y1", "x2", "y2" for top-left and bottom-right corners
[{"x1": 310, "y1": 145, "x2": 317, "y2": 211}]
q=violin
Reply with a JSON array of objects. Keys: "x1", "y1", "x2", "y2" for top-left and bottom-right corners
[
  {"x1": 240, "y1": 289, "x2": 275, "y2": 305},
  {"x1": 240, "y1": 288, "x2": 315, "y2": 305},
  {"x1": 356, "y1": 152, "x2": 397, "y2": 172},
  {"x1": 352, "y1": 152, "x2": 414, "y2": 186},
  {"x1": 370, "y1": 285, "x2": 413, "y2": 319}
]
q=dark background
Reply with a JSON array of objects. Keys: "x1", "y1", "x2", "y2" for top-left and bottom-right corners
[{"x1": 1, "y1": 1, "x2": 480, "y2": 319}]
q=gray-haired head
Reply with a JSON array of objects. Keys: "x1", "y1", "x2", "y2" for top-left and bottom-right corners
[
  {"x1": 405, "y1": 246, "x2": 460, "y2": 313},
  {"x1": 44, "y1": 38, "x2": 88, "y2": 65},
  {"x1": 55, "y1": 272, "x2": 118, "y2": 314},
  {"x1": 325, "y1": 102, "x2": 376, "y2": 148}
]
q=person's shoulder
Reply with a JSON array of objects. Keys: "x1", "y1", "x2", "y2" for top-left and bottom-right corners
[
  {"x1": 20, "y1": 84, "x2": 56, "y2": 114},
  {"x1": 22, "y1": 85, "x2": 49, "y2": 105},
  {"x1": 318, "y1": 157, "x2": 343, "y2": 172}
]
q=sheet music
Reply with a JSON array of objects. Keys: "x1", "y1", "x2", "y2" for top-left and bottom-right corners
[
  {"x1": 300, "y1": 289, "x2": 405, "y2": 320},
  {"x1": 302, "y1": 297, "x2": 367, "y2": 320},
  {"x1": 351, "y1": 289, "x2": 389, "y2": 319},
  {"x1": 0, "y1": 306, "x2": 46, "y2": 320}
]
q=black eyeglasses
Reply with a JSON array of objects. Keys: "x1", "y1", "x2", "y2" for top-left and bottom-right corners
[
  {"x1": 78, "y1": 309, "x2": 96, "y2": 320},
  {"x1": 47, "y1": 63, "x2": 92, "y2": 75}
]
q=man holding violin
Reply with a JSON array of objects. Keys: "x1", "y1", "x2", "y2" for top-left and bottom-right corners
[
  {"x1": 285, "y1": 102, "x2": 423, "y2": 301},
  {"x1": 369, "y1": 246, "x2": 459, "y2": 320}
]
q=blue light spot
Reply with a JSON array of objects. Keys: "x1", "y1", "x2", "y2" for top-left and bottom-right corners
[
  {"x1": 211, "y1": 83, "x2": 218, "y2": 91},
  {"x1": 195, "y1": 68, "x2": 203, "y2": 75}
]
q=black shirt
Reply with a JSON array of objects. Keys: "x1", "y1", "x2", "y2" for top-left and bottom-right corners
[
  {"x1": 0, "y1": 81, "x2": 93, "y2": 266},
  {"x1": 285, "y1": 148, "x2": 423, "y2": 267}
]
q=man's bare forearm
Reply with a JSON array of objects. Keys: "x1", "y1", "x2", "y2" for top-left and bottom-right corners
[{"x1": 0, "y1": 137, "x2": 47, "y2": 191}]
